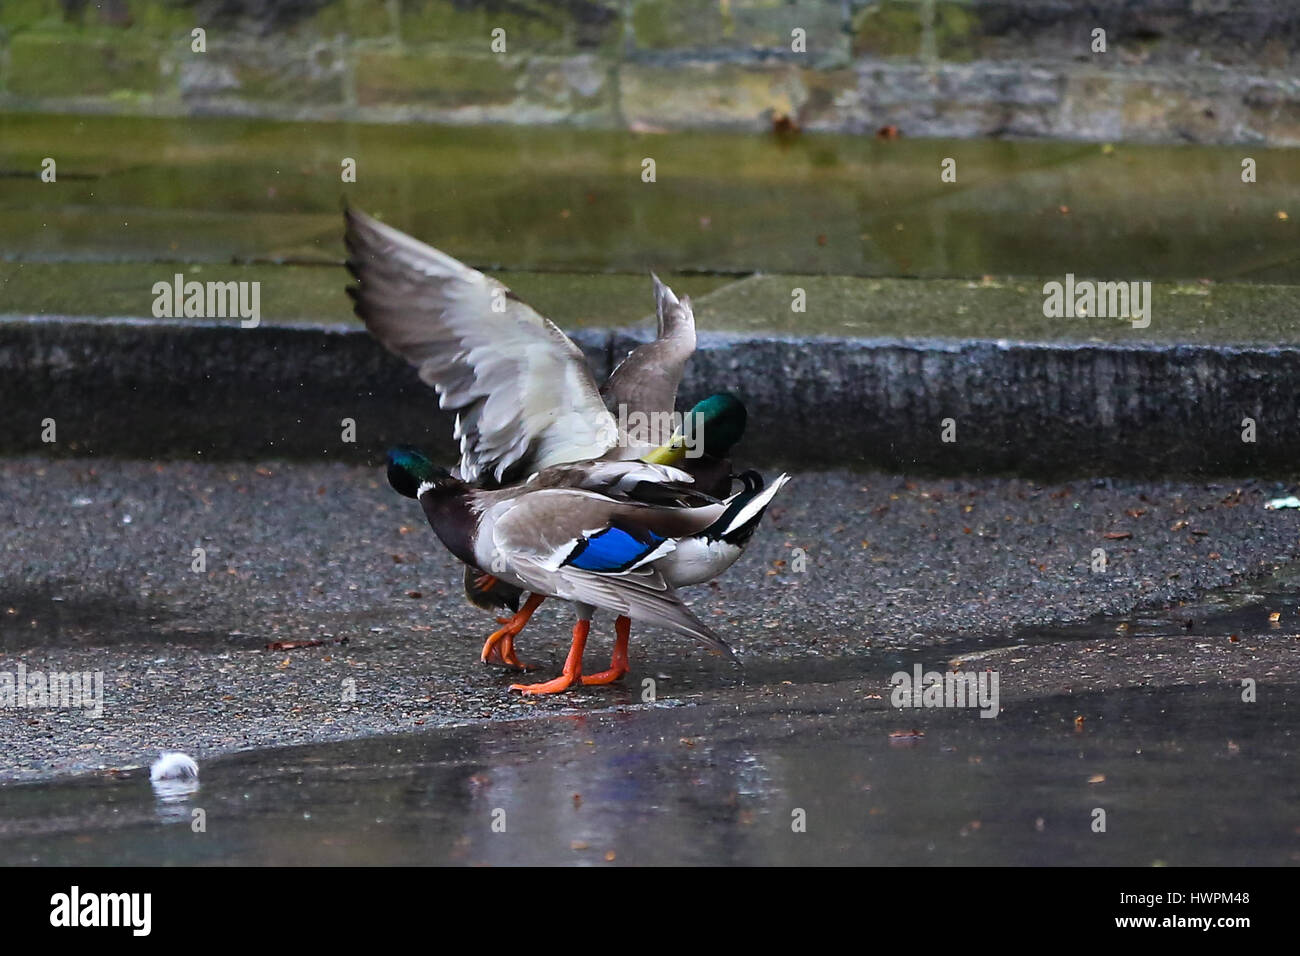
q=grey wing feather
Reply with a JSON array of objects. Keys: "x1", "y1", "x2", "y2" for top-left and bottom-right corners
[
  {"x1": 600, "y1": 274, "x2": 697, "y2": 452},
  {"x1": 537, "y1": 460, "x2": 692, "y2": 492},
  {"x1": 345, "y1": 207, "x2": 618, "y2": 483}
]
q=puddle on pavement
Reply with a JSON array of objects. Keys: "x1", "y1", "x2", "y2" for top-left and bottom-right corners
[
  {"x1": 0, "y1": 681, "x2": 1291, "y2": 865},
  {"x1": 0, "y1": 585, "x2": 228, "y2": 652},
  {"x1": 1009, "y1": 567, "x2": 1300, "y2": 649},
  {"x1": 1, "y1": 575, "x2": 1297, "y2": 864}
]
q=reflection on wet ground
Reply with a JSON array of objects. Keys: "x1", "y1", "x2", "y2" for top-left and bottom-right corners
[
  {"x1": 3, "y1": 456, "x2": 1298, "y2": 864},
  {"x1": 2, "y1": 583, "x2": 1295, "y2": 866},
  {"x1": 0, "y1": 682, "x2": 1291, "y2": 866},
  {"x1": 4, "y1": 112, "x2": 1299, "y2": 282}
]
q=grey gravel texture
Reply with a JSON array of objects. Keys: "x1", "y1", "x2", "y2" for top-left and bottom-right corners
[{"x1": 3, "y1": 457, "x2": 1299, "y2": 782}]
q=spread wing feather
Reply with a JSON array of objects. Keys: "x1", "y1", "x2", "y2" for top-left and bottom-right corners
[
  {"x1": 345, "y1": 207, "x2": 618, "y2": 484},
  {"x1": 601, "y1": 274, "x2": 697, "y2": 453}
]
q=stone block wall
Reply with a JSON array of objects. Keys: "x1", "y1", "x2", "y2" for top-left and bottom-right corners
[{"x1": 0, "y1": 1, "x2": 1297, "y2": 143}]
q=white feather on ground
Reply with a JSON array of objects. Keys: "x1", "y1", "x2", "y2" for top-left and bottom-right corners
[{"x1": 150, "y1": 751, "x2": 199, "y2": 782}]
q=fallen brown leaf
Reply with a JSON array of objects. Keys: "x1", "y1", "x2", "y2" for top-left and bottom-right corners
[{"x1": 266, "y1": 639, "x2": 326, "y2": 651}]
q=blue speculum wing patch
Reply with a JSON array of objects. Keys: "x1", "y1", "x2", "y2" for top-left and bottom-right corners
[{"x1": 565, "y1": 525, "x2": 665, "y2": 573}]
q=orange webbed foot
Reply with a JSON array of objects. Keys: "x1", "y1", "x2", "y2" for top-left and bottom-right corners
[
  {"x1": 480, "y1": 593, "x2": 544, "y2": 669},
  {"x1": 483, "y1": 632, "x2": 528, "y2": 669},
  {"x1": 481, "y1": 630, "x2": 520, "y2": 668},
  {"x1": 510, "y1": 672, "x2": 582, "y2": 695},
  {"x1": 579, "y1": 666, "x2": 627, "y2": 686},
  {"x1": 493, "y1": 633, "x2": 542, "y2": 670},
  {"x1": 510, "y1": 619, "x2": 589, "y2": 696},
  {"x1": 580, "y1": 615, "x2": 630, "y2": 686}
]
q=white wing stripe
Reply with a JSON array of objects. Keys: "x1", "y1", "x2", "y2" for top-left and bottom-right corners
[{"x1": 723, "y1": 474, "x2": 790, "y2": 537}]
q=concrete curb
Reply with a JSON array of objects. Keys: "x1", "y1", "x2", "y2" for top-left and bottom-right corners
[{"x1": 3, "y1": 315, "x2": 1299, "y2": 477}]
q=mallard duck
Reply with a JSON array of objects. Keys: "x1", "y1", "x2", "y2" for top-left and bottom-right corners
[
  {"x1": 645, "y1": 392, "x2": 747, "y2": 498},
  {"x1": 459, "y1": 273, "x2": 708, "y2": 659},
  {"x1": 386, "y1": 447, "x2": 788, "y2": 693},
  {"x1": 391, "y1": 410, "x2": 780, "y2": 691},
  {"x1": 462, "y1": 270, "x2": 699, "y2": 615},
  {"x1": 345, "y1": 208, "x2": 702, "y2": 663},
  {"x1": 462, "y1": 388, "x2": 753, "y2": 672},
  {"x1": 345, "y1": 208, "x2": 787, "y2": 690}
]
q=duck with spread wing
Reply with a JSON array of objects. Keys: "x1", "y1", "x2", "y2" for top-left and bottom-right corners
[{"x1": 344, "y1": 208, "x2": 787, "y2": 693}]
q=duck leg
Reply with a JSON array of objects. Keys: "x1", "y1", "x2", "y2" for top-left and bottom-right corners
[
  {"x1": 510, "y1": 612, "x2": 591, "y2": 695},
  {"x1": 581, "y1": 615, "x2": 631, "y2": 685},
  {"x1": 481, "y1": 593, "x2": 544, "y2": 668}
]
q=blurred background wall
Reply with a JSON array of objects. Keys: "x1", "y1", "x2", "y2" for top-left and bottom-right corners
[{"x1": 0, "y1": 0, "x2": 1297, "y2": 144}]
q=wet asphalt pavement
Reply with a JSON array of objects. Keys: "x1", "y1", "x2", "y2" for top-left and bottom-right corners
[{"x1": 2, "y1": 457, "x2": 1298, "y2": 864}]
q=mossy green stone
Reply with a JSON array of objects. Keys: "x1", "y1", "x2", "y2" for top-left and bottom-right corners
[
  {"x1": 630, "y1": 0, "x2": 843, "y2": 54},
  {"x1": 400, "y1": 0, "x2": 568, "y2": 50},
  {"x1": 7, "y1": 31, "x2": 160, "y2": 97},
  {"x1": 693, "y1": 273, "x2": 1300, "y2": 346},
  {"x1": 851, "y1": 1, "x2": 924, "y2": 57},
  {"x1": 933, "y1": 2, "x2": 977, "y2": 62},
  {"x1": 356, "y1": 50, "x2": 522, "y2": 107},
  {"x1": 0, "y1": 0, "x2": 63, "y2": 32},
  {"x1": 119, "y1": 1, "x2": 199, "y2": 38},
  {"x1": 340, "y1": 0, "x2": 398, "y2": 39},
  {"x1": 630, "y1": 0, "x2": 714, "y2": 50}
]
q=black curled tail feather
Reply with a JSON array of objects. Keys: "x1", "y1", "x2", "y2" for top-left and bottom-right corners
[{"x1": 700, "y1": 470, "x2": 768, "y2": 545}]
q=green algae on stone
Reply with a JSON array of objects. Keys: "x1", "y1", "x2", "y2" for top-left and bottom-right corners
[
  {"x1": 214, "y1": 42, "x2": 348, "y2": 106},
  {"x1": 336, "y1": 0, "x2": 399, "y2": 40},
  {"x1": 932, "y1": 2, "x2": 978, "y2": 63},
  {"x1": 13, "y1": 260, "x2": 1293, "y2": 350},
  {"x1": 0, "y1": 0, "x2": 63, "y2": 32},
  {"x1": 630, "y1": 0, "x2": 842, "y2": 55},
  {"x1": 398, "y1": 0, "x2": 594, "y2": 52},
  {"x1": 692, "y1": 273, "x2": 1300, "y2": 346},
  {"x1": 628, "y1": 0, "x2": 683, "y2": 50},
  {"x1": 619, "y1": 60, "x2": 805, "y2": 129},
  {"x1": 503, "y1": 270, "x2": 732, "y2": 327},
  {"x1": 0, "y1": 261, "x2": 358, "y2": 325},
  {"x1": 355, "y1": 50, "x2": 524, "y2": 107},
  {"x1": 850, "y1": 1, "x2": 924, "y2": 58},
  {"x1": 114, "y1": 0, "x2": 199, "y2": 38},
  {"x1": 6, "y1": 31, "x2": 162, "y2": 98}
]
